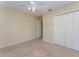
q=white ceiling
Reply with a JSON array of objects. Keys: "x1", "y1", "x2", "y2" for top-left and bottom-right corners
[{"x1": 0, "y1": 1, "x2": 74, "y2": 16}]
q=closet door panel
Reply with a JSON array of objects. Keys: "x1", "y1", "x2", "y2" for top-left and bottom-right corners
[
  {"x1": 64, "y1": 13, "x2": 73, "y2": 49},
  {"x1": 71, "y1": 11, "x2": 79, "y2": 51},
  {"x1": 54, "y1": 16, "x2": 64, "y2": 46}
]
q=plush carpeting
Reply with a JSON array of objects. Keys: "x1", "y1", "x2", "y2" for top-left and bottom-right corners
[{"x1": 0, "y1": 39, "x2": 79, "y2": 57}]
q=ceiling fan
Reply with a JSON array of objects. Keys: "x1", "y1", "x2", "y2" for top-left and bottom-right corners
[{"x1": 28, "y1": 1, "x2": 37, "y2": 12}]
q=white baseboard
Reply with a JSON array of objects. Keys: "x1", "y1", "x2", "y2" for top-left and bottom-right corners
[
  {"x1": 43, "y1": 39, "x2": 55, "y2": 44},
  {"x1": 0, "y1": 39, "x2": 34, "y2": 48}
]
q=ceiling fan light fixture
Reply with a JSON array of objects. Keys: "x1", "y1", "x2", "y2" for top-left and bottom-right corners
[
  {"x1": 28, "y1": 7, "x2": 31, "y2": 10},
  {"x1": 32, "y1": 6, "x2": 36, "y2": 12},
  {"x1": 30, "y1": 1, "x2": 35, "y2": 5},
  {"x1": 28, "y1": 1, "x2": 37, "y2": 12}
]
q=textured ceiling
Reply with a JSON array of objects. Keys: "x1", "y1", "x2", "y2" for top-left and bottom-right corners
[{"x1": 0, "y1": 1, "x2": 74, "y2": 16}]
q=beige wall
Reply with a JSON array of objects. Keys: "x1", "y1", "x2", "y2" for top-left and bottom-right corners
[
  {"x1": 43, "y1": 12, "x2": 54, "y2": 43},
  {"x1": 0, "y1": 6, "x2": 38, "y2": 48},
  {"x1": 43, "y1": 2, "x2": 79, "y2": 43}
]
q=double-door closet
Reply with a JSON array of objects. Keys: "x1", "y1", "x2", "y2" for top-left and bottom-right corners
[{"x1": 54, "y1": 10, "x2": 79, "y2": 51}]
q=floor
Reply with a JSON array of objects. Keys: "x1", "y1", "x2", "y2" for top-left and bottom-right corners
[{"x1": 0, "y1": 39, "x2": 79, "y2": 57}]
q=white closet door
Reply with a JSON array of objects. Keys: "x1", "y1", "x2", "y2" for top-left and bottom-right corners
[
  {"x1": 71, "y1": 11, "x2": 79, "y2": 51},
  {"x1": 54, "y1": 11, "x2": 79, "y2": 51},
  {"x1": 54, "y1": 15, "x2": 64, "y2": 46},
  {"x1": 64, "y1": 13, "x2": 73, "y2": 49}
]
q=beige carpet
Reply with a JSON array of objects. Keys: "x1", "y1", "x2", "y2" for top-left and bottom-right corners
[{"x1": 0, "y1": 39, "x2": 79, "y2": 57}]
